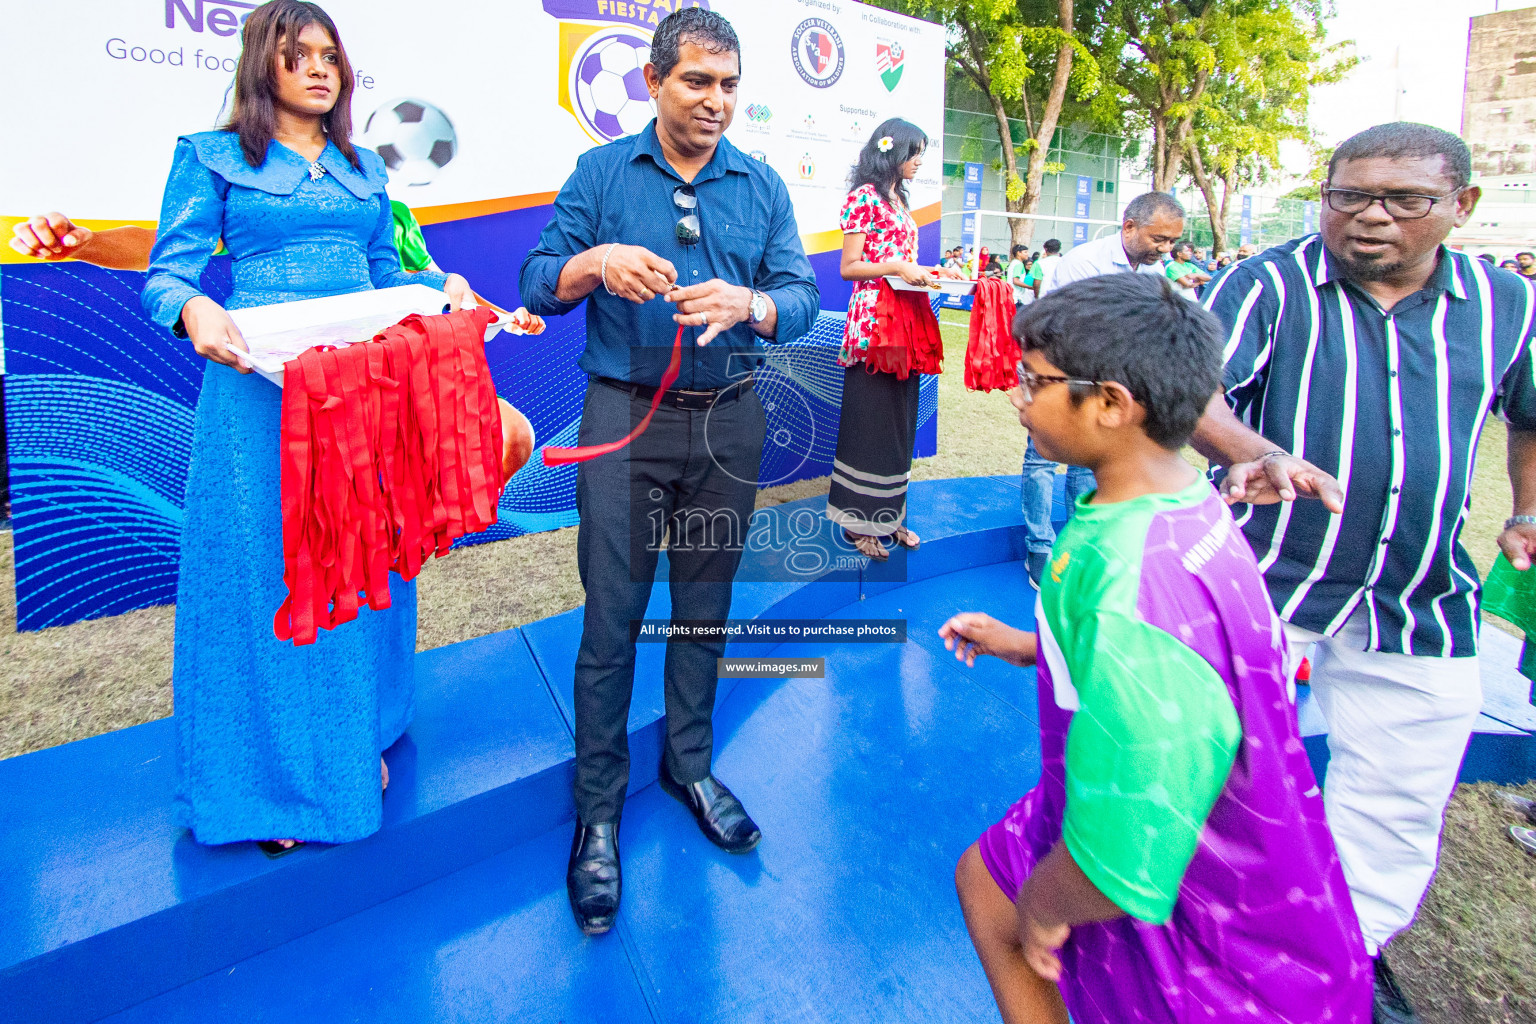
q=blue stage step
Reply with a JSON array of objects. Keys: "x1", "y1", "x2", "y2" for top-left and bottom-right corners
[{"x1": 2, "y1": 475, "x2": 1530, "y2": 1023}]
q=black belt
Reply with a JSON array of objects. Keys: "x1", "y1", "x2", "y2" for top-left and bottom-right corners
[{"x1": 595, "y1": 375, "x2": 754, "y2": 412}]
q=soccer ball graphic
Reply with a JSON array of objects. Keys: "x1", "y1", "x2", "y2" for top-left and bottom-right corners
[
  {"x1": 361, "y1": 98, "x2": 457, "y2": 187},
  {"x1": 574, "y1": 31, "x2": 655, "y2": 142}
]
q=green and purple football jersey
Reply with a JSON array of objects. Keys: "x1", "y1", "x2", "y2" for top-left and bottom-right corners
[{"x1": 979, "y1": 478, "x2": 1370, "y2": 1022}]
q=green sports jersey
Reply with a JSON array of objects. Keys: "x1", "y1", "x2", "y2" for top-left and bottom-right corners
[
  {"x1": 390, "y1": 200, "x2": 434, "y2": 273},
  {"x1": 1164, "y1": 259, "x2": 1199, "y2": 284},
  {"x1": 1040, "y1": 479, "x2": 1242, "y2": 922}
]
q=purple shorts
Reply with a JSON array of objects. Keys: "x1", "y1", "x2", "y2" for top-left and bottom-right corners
[{"x1": 977, "y1": 789, "x2": 1048, "y2": 903}]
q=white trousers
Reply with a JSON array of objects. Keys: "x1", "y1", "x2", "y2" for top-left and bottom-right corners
[{"x1": 1284, "y1": 615, "x2": 1483, "y2": 956}]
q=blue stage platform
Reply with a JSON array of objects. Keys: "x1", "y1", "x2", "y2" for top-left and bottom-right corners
[{"x1": 2, "y1": 476, "x2": 1532, "y2": 1023}]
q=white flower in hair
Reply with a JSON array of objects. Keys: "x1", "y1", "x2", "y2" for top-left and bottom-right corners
[{"x1": 877, "y1": 136, "x2": 894, "y2": 153}]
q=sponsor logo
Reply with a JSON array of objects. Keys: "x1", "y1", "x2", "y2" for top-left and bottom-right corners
[
  {"x1": 164, "y1": 0, "x2": 255, "y2": 35},
  {"x1": 875, "y1": 40, "x2": 905, "y2": 91},
  {"x1": 798, "y1": 153, "x2": 816, "y2": 179},
  {"x1": 802, "y1": 113, "x2": 817, "y2": 131},
  {"x1": 749, "y1": 150, "x2": 768, "y2": 163},
  {"x1": 791, "y1": 18, "x2": 845, "y2": 89},
  {"x1": 745, "y1": 103, "x2": 773, "y2": 124}
]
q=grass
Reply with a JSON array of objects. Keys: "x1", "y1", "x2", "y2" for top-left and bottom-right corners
[{"x1": 1, "y1": 312, "x2": 1531, "y2": 1018}]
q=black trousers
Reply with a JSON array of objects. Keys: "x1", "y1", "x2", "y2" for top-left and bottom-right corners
[
  {"x1": 572, "y1": 379, "x2": 766, "y2": 824},
  {"x1": 825, "y1": 364, "x2": 920, "y2": 537}
]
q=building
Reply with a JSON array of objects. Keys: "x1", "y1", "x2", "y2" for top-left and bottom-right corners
[{"x1": 1454, "y1": 7, "x2": 1536, "y2": 255}]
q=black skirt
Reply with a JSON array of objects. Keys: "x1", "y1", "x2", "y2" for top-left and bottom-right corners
[{"x1": 825, "y1": 363, "x2": 920, "y2": 538}]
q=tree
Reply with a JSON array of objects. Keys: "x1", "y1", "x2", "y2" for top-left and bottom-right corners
[
  {"x1": 875, "y1": 0, "x2": 1099, "y2": 248},
  {"x1": 1183, "y1": 9, "x2": 1352, "y2": 251},
  {"x1": 1085, "y1": 0, "x2": 1346, "y2": 195}
]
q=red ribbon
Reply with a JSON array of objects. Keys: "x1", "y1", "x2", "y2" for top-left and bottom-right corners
[
  {"x1": 863, "y1": 280, "x2": 944, "y2": 379},
  {"x1": 965, "y1": 277, "x2": 1020, "y2": 393},
  {"x1": 274, "y1": 306, "x2": 507, "y2": 645},
  {"x1": 541, "y1": 324, "x2": 684, "y2": 465}
]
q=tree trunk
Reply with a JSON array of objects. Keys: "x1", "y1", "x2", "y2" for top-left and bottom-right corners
[
  {"x1": 984, "y1": 90, "x2": 1032, "y2": 251},
  {"x1": 1187, "y1": 145, "x2": 1227, "y2": 254},
  {"x1": 1020, "y1": 0, "x2": 1076, "y2": 250}
]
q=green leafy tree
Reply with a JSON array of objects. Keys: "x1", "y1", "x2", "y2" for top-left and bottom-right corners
[
  {"x1": 875, "y1": 0, "x2": 1100, "y2": 248},
  {"x1": 1184, "y1": 12, "x2": 1353, "y2": 251},
  {"x1": 1085, "y1": 0, "x2": 1347, "y2": 196}
]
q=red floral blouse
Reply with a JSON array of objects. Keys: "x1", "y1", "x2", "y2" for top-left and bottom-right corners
[{"x1": 839, "y1": 183, "x2": 918, "y2": 367}]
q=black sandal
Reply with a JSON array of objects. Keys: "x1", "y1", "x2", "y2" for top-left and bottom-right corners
[
  {"x1": 843, "y1": 528, "x2": 890, "y2": 561},
  {"x1": 892, "y1": 527, "x2": 920, "y2": 550},
  {"x1": 258, "y1": 840, "x2": 305, "y2": 859}
]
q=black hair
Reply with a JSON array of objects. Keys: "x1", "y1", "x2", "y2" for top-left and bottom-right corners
[
  {"x1": 1329, "y1": 122, "x2": 1472, "y2": 190},
  {"x1": 1010, "y1": 244, "x2": 1027, "y2": 257},
  {"x1": 649, "y1": 8, "x2": 740, "y2": 81},
  {"x1": 849, "y1": 118, "x2": 928, "y2": 210},
  {"x1": 225, "y1": 0, "x2": 360, "y2": 169},
  {"x1": 1043, "y1": 238, "x2": 1061, "y2": 254},
  {"x1": 1479, "y1": 253, "x2": 1497, "y2": 264},
  {"x1": 1123, "y1": 191, "x2": 1186, "y2": 226},
  {"x1": 1520, "y1": 251, "x2": 1535, "y2": 259},
  {"x1": 1173, "y1": 241, "x2": 1194, "y2": 259},
  {"x1": 1013, "y1": 274, "x2": 1223, "y2": 449}
]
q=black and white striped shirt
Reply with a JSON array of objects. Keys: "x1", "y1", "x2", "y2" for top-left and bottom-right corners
[{"x1": 1203, "y1": 237, "x2": 1536, "y2": 657}]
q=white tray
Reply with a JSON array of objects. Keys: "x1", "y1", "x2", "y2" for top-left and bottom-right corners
[
  {"x1": 883, "y1": 275, "x2": 977, "y2": 296},
  {"x1": 224, "y1": 284, "x2": 523, "y2": 386}
]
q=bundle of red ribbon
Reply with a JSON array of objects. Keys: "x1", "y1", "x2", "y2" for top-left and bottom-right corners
[
  {"x1": 274, "y1": 305, "x2": 507, "y2": 645},
  {"x1": 865, "y1": 280, "x2": 944, "y2": 379},
  {"x1": 964, "y1": 277, "x2": 1020, "y2": 393}
]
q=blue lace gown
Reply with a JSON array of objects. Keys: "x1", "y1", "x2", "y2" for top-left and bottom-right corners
[{"x1": 142, "y1": 132, "x2": 448, "y2": 845}]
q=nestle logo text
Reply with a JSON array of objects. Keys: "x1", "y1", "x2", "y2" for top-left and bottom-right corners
[{"x1": 165, "y1": 0, "x2": 257, "y2": 36}]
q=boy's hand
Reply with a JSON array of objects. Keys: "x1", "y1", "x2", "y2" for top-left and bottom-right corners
[
  {"x1": 938, "y1": 613, "x2": 1037, "y2": 667},
  {"x1": 1016, "y1": 902, "x2": 1071, "y2": 982}
]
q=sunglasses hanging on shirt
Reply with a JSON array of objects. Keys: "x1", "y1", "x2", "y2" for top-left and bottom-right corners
[{"x1": 674, "y1": 184, "x2": 701, "y2": 246}]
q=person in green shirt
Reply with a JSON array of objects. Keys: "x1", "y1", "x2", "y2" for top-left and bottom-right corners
[
  {"x1": 1006, "y1": 243, "x2": 1033, "y2": 304},
  {"x1": 1164, "y1": 241, "x2": 1209, "y2": 298}
]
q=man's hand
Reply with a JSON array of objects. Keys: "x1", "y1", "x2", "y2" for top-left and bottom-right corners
[
  {"x1": 1016, "y1": 902, "x2": 1071, "y2": 983},
  {"x1": 1219, "y1": 453, "x2": 1344, "y2": 513},
  {"x1": 1499, "y1": 522, "x2": 1536, "y2": 571},
  {"x1": 181, "y1": 295, "x2": 251, "y2": 374},
  {"x1": 11, "y1": 213, "x2": 93, "y2": 261},
  {"x1": 665, "y1": 279, "x2": 751, "y2": 345},
  {"x1": 938, "y1": 612, "x2": 1038, "y2": 667},
  {"x1": 603, "y1": 244, "x2": 677, "y2": 304}
]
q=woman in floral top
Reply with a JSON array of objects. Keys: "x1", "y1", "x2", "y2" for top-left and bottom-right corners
[{"x1": 826, "y1": 119, "x2": 960, "y2": 560}]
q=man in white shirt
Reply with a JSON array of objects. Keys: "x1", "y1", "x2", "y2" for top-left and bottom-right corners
[
  {"x1": 1030, "y1": 237, "x2": 1063, "y2": 299},
  {"x1": 1019, "y1": 191, "x2": 1186, "y2": 587},
  {"x1": 1052, "y1": 190, "x2": 1186, "y2": 289}
]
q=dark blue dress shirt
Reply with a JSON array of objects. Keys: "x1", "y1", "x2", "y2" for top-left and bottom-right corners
[
  {"x1": 1204, "y1": 236, "x2": 1536, "y2": 658},
  {"x1": 519, "y1": 122, "x2": 820, "y2": 390}
]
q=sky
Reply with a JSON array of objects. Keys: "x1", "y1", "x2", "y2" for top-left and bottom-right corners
[{"x1": 1281, "y1": 0, "x2": 1536, "y2": 179}]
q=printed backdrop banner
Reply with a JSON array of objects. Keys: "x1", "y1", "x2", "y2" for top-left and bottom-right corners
[{"x1": 0, "y1": 0, "x2": 945, "y2": 630}]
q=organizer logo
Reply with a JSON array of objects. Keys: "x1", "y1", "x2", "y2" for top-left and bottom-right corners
[
  {"x1": 875, "y1": 40, "x2": 905, "y2": 91},
  {"x1": 745, "y1": 103, "x2": 773, "y2": 124},
  {"x1": 791, "y1": 18, "x2": 844, "y2": 89}
]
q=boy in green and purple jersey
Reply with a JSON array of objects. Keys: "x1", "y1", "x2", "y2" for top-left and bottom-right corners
[{"x1": 942, "y1": 273, "x2": 1369, "y2": 1023}]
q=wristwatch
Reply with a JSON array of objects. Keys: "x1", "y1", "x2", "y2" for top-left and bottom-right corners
[
  {"x1": 746, "y1": 289, "x2": 769, "y2": 325},
  {"x1": 1506, "y1": 515, "x2": 1536, "y2": 530}
]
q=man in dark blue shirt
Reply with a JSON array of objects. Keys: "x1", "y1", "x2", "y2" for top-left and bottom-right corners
[
  {"x1": 1193, "y1": 123, "x2": 1536, "y2": 1024},
  {"x1": 519, "y1": 8, "x2": 819, "y2": 937}
]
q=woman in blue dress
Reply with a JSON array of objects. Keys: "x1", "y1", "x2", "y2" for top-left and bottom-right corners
[{"x1": 141, "y1": 0, "x2": 475, "y2": 850}]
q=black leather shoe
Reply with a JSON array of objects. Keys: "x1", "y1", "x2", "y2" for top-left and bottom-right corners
[
  {"x1": 659, "y1": 767, "x2": 762, "y2": 854},
  {"x1": 1372, "y1": 953, "x2": 1420, "y2": 1024},
  {"x1": 567, "y1": 820, "x2": 621, "y2": 936}
]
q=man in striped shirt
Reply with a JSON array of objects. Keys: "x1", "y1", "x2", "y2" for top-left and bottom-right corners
[{"x1": 1194, "y1": 122, "x2": 1536, "y2": 1024}]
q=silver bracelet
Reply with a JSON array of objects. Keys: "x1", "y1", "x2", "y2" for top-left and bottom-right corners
[
  {"x1": 1257, "y1": 450, "x2": 1291, "y2": 463},
  {"x1": 600, "y1": 243, "x2": 618, "y2": 296},
  {"x1": 1506, "y1": 515, "x2": 1536, "y2": 530}
]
